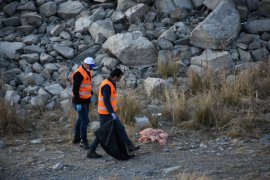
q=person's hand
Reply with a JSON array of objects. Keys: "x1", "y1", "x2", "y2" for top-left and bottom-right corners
[
  {"x1": 75, "y1": 104, "x2": 82, "y2": 112},
  {"x1": 90, "y1": 95, "x2": 97, "y2": 103},
  {"x1": 111, "y1": 112, "x2": 118, "y2": 120}
]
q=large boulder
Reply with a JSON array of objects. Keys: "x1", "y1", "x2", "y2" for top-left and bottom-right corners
[
  {"x1": 57, "y1": 1, "x2": 84, "y2": 19},
  {"x1": 102, "y1": 31, "x2": 157, "y2": 68},
  {"x1": 190, "y1": 1, "x2": 240, "y2": 49},
  {"x1": 191, "y1": 49, "x2": 234, "y2": 72},
  {"x1": 124, "y1": 3, "x2": 149, "y2": 24},
  {"x1": 89, "y1": 18, "x2": 115, "y2": 41}
]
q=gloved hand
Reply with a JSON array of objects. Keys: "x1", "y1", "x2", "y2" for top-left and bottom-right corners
[
  {"x1": 111, "y1": 112, "x2": 118, "y2": 120},
  {"x1": 75, "y1": 104, "x2": 82, "y2": 112},
  {"x1": 90, "y1": 95, "x2": 97, "y2": 103}
]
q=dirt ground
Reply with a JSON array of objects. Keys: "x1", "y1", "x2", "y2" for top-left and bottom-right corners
[{"x1": 0, "y1": 109, "x2": 270, "y2": 180}]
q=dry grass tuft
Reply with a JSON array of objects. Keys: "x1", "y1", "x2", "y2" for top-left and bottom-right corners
[
  {"x1": 162, "y1": 87, "x2": 190, "y2": 124},
  {"x1": 118, "y1": 89, "x2": 141, "y2": 126},
  {"x1": 158, "y1": 60, "x2": 178, "y2": 79},
  {"x1": 0, "y1": 98, "x2": 29, "y2": 134}
]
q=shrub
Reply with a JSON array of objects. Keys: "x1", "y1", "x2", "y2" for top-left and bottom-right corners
[
  {"x1": 158, "y1": 60, "x2": 178, "y2": 79},
  {"x1": 118, "y1": 89, "x2": 141, "y2": 126},
  {"x1": 162, "y1": 87, "x2": 190, "y2": 124},
  {"x1": 0, "y1": 98, "x2": 29, "y2": 134}
]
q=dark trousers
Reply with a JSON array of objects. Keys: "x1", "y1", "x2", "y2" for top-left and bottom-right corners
[
  {"x1": 74, "y1": 103, "x2": 89, "y2": 142},
  {"x1": 90, "y1": 114, "x2": 132, "y2": 151}
]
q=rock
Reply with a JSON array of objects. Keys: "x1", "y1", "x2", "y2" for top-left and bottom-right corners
[
  {"x1": 247, "y1": 0, "x2": 259, "y2": 11},
  {"x1": 44, "y1": 63, "x2": 58, "y2": 73},
  {"x1": 24, "y1": 45, "x2": 45, "y2": 54},
  {"x1": 17, "y1": 2, "x2": 36, "y2": 11},
  {"x1": 2, "y1": 17, "x2": 21, "y2": 27},
  {"x1": 134, "y1": 115, "x2": 150, "y2": 129},
  {"x1": 74, "y1": 45, "x2": 101, "y2": 63},
  {"x1": 192, "y1": 0, "x2": 204, "y2": 9},
  {"x1": 39, "y1": 2, "x2": 57, "y2": 17},
  {"x1": 0, "y1": 26, "x2": 15, "y2": 38},
  {"x1": 75, "y1": 16, "x2": 93, "y2": 32},
  {"x1": 244, "y1": 20, "x2": 270, "y2": 34},
  {"x1": 251, "y1": 48, "x2": 269, "y2": 61},
  {"x1": 191, "y1": 49, "x2": 234, "y2": 72},
  {"x1": 30, "y1": 138, "x2": 42, "y2": 144},
  {"x1": 57, "y1": 1, "x2": 84, "y2": 19},
  {"x1": 157, "y1": 38, "x2": 174, "y2": 50},
  {"x1": 162, "y1": 166, "x2": 181, "y2": 175},
  {"x1": 203, "y1": 0, "x2": 234, "y2": 10},
  {"x1": 125, "y1": 3, "x2": 149, "y2": 24},
  {"x1": 190, "y1": 1, "x2": 240, "y2": 49},
  {"x1": 4, "y1": 91, "x2": 20, "y2": 105},
  {"x1": 50, "y1": 24, "x2": 65, "y2": 36},
  {"x1": 52, "y1": 163, "x2": 64, "y2": 170},
  {"x1": 111, "y1": 10, "x2": 125, "y2": 23},
  {"x1": 30, "y1": 95, "x2": 48, "y2": 106},
  {"x1": 101, "y1": 57, "x2": 119, "y2": 69},
  {"x1": 0, "y1": 42, "x2": 25, "y2": 60},
  {"x1": 20, "y1": 53, "x2": 39, "y2": 64},
  {"x1": 158, "y1": 50, "x2": 173, "y2": 65},
  {"x1": 0, "y1": 141, "x2": 6, "y2": 149},
  {"x1": 159, "y1": 27, "x2": 176, "y2": 42},
  {"x1": 22, "y1": 14, "x2": 42, "y2": 27},
  {"x1": 54, "y1": 44, "x2": 74, "y2": 59},
  {"x1": 143, "y1": 77, "x2": 166, "y2": 97},
  {"x1": 16, "y1": 25, "x2": 35, "y2": 35},
  {"x1": 238, "y1": 49, "x2": 252, "y2": 62},
  {"x1": 155, "y1": 0, "x2": 176, "y2": 16},
  {"x1": 89, "y1": 18, "x2": 115, "y2": 41},
  {"x1": 103, "y1": 31, "x2": 157, "y2": 68},
  {"x1": 23, "y1": 35, "x2": 41, "y2": 45},
  {"x1": 40, "y1": 53, "x2": 54, "y2": 63},
  {"x1": 117, "y1": 0, "x2": 137, "y2": 12},
  {"x1": 22, "y1": 73, "x2": 45, "y2": 85},
  {"x1": 258, "y1": 0, "x2": 270, "y2": 17},
  {"x1": 173, "y1": 0, "x2": 194, "y2": 10},
  {"x1": 170, "y1": 8, "x2": 188, "y2": 21},
  {"x1": 44, "y1": 83, "x2": 64, "y2": 95},
  {"x1": 3, "y1": 2, "x2": 19, "y2": 16}
]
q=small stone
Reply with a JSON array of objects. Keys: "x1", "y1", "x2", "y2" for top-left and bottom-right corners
[
  {"x1": 30, "y1": 138, "x2": 42, "y2": 144},
  {"x1": 52, "y1": 163, "x2": 64, "y2": 170}
]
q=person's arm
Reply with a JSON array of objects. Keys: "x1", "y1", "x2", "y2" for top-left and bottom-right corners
[
  {"x1": 102, "y1": 84, "x2": 114, "y2": 113},
  {"x1": 72, "y1": 72, "x2": 83, "y2": 104}
]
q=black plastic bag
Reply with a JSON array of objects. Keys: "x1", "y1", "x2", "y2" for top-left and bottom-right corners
[{"x1": 94, "y1": 119, "x2": 134, "y2": 160}]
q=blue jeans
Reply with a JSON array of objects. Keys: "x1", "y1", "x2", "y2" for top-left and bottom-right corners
[
  {"x1": 74, "y1": 103, "x2": 90, "y2": 142},
  {"x1": 90, "y1": 114, "x2": 132, "y2": 151}
]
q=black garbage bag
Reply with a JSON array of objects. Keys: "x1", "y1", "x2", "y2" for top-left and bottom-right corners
[{"x1": 94, "y1": 119, "x2": 134, "y2": 160}]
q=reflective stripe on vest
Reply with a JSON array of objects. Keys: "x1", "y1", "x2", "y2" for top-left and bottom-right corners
[
  {"x1": 98, "y1": 79, "x2": 118, "y2": 114},
  {"x1": 72, "y1": 66, "x2": 92, "y2": 99}
]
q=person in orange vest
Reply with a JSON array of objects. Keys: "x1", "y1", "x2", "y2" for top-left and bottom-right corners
[
  {"x1": 87, "y1": 68, "x2": 140, "y2": 158},
  {"x1": 72, "y1": 57, "x2": 97, "y2": 149}
]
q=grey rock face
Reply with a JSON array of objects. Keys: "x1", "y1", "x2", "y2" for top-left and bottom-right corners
[
  {"x1": 39, "y1": 2, "x2": 57, "y2": 17},
  {"x1": 191, "y1": 49, "x2": 234, "y2": 72},
  {"x1": 244, "y1": 20, "x2": 270, "y2": 34},
  {"x1": 103, "y1": 31, "x2": 157, "y2": 68},
  {"x1": 190, "y1": 1, "x2": 240, "y2": 50},
  {"x1": 57, "y1": 1, "x2": 84, "y2": 19},
  {"x1": 0, "y1": 42, "x2": 25, "y2": 60},
  {"x1": 89, "y1": 18, "x2": 115, "y2": 41}
]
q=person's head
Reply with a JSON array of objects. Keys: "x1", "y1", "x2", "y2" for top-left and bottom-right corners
[
  {"x1": 83, "y1": 57, "x2": 96, "y2": 71},
  {"x1": 110, "y1": 68, "x2": 124, "y2": 82}
]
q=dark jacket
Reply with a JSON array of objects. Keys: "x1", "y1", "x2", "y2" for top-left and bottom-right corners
[{"x1": 72, "y1": 65, "x2": 93, "y2": 104}]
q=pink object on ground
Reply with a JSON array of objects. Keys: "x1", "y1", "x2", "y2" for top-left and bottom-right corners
[{"x1": 138, "y1": 128, "x2": 169, "y2": 145}]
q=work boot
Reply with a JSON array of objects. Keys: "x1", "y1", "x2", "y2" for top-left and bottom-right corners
[
  {"x1": 127, "y1": 144, "x2": 140, "y2": 153},
  {"x1": 80, "y1": 140, "x2": 89, "y2": 149},
  {"x1": 87, "y1": 150, "x2": 102, "y2": 158},
  {"x1": 72, "y1": 137, "x2": 80, "y2": 144}
]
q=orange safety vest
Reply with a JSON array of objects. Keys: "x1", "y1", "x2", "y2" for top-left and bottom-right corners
[
  {"x1": 98, "y1": 79, "x2": 118, "y2": 114},
  {"x1": 72, "y1": 65, "x2": 92, "y2": 99}
]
